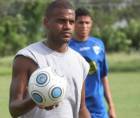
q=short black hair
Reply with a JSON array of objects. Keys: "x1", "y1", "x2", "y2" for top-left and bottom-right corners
[
  {"x1": 45, "y1": 0, "x2": 74, "y2": 18},
  {"x1": 75, "y1": 7, "x2": 92, "y2": 20}
]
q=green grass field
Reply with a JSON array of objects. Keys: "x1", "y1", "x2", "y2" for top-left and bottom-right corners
[
  {"x1": 109, "y1": 72, "x2": 140, "y2": 118},
  {"x1": 0, "y1": 53, "x2": 140, "y2": 118},
  {"x1": 0, "y1": 75, "x2": 11, "y2": 118}
]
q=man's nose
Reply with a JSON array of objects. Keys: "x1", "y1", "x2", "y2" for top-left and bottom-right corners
[
  {"x1": 63, "y1": 21, "x2": 72, "y2": 29},
  {"x1": 82, "y1": 23, "x2": 87, "y2": 28}
]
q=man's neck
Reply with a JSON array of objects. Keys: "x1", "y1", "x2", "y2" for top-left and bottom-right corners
[
  {"x1": 43, "y1": 40, "x2": 68, "y2": 53},
  {"x1": 74, "y1": 35, "x2": 88, "y2": 41}
]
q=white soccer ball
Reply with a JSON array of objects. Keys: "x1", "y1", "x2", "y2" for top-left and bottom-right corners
[{"x1": 28, "y1": 67, "x2": 67, "y2": 107}]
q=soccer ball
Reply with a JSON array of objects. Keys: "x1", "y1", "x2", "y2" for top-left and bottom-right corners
[{"x1": 28, "y1": 67, "x2": 67, "y2": 107}]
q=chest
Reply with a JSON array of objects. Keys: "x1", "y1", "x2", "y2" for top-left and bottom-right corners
[{"x1": 72, "y1": 43, "x2": 104, "y2": 63}]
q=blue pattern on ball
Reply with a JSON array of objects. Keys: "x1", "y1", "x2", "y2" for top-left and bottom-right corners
[
  {"x1": 51, "y1": 87, "x2": 62, "y2": 98},
  {"x1": 36, "y1": 73, "x2": 48, "y2": 85},
  {"x1": 32, "y1": 93, "x2": 43, "y2": 103}
]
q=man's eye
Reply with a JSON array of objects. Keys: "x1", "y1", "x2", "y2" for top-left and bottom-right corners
[
  {"x1": 69, "y1": 20, "x2": 74, "y2": 25},
  {"x1": 77, "y1": 21, "x2": 83, "y2": 24},
  {"x1": 57, "y1": 19, "x2": 66, "y2": 23}
]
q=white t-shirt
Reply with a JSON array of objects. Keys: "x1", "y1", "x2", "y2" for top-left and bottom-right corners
[{"x1": 16, "y1": 41, "x2": 89, "y2": 118}]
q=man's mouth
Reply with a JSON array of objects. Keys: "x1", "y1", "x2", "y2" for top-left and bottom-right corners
[{"x1": 62, "y1": 32, "x2": 72, "y2": 37}]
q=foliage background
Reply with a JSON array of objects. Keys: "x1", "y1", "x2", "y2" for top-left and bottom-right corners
[{"x1": 0, "y1": 0, "x2": 140, "y2": 56}]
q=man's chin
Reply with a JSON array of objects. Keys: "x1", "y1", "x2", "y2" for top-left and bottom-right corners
[{"x1": 63, "y1": 37, "x2": 71, "y2": 43}]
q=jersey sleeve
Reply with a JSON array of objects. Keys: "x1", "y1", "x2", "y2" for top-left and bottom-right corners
[
  {"x1": 101, "y1": 40, "x2": 108, "y2": 78},
  {"x1": 102, "y1": 54, "x2": 108, "y2": 78}
]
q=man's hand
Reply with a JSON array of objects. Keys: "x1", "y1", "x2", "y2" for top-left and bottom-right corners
[
  {"x1": 39, "y1": 104, "x2": 59, "y2": 110},
  {"x1": 108, "y1": 105, "x2": 116, "y2": 118}
]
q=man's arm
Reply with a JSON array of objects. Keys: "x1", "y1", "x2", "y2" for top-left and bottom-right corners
[
  {"x1": 79, "y1": 81, "x2": 91, "y2": 118},
  {"x1": 103, "y1": 76, "x2": 116, "y2": 118},
  {"x1": 9, "y1": 56, "x2": 38, "y2": 117}
]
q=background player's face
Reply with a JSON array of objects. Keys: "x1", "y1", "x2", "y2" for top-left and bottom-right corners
[
  {"x1": 75, "y1": 16, "x2": 92, "y2": 40},
  {"x1": 44, "y1": 8, "x2": 75, "y2": 43}
]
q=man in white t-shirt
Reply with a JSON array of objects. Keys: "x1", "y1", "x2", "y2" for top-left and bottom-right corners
[{"x1": 9, "y1": 0, "x2": 90, "y2": 118}]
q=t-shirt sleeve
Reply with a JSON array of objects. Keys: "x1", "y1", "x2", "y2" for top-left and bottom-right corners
[
  {"x1": 79, "y1": 55, "x2": 90, "y2": 80},
  {"x1": 15, "y1": 47, "x2": 38, "y2": 65}
]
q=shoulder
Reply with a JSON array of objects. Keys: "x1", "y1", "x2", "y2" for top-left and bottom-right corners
[
  {"x1": 68, "y1": 47, "x2": 81, "y2": 57},
  {"x1": 69, "y1": 48, "x2": 90, "y2": 79},
  {"x1": 89, "y1": 36, "x2": 106, "y2": 52},
  {"x1": 16, "y1": 41, "x2": 44, "y2": 57},
  {"x1": 89, "y1": 36, "x2": 104, "y2": 45},
  {"x1": 69, "y1": 47, "x2": 89, "y2": 69},
  {"x1": 15, "y1": 42, "x2": 42, "y2": 66},
  {"x1": 68, "y1": 47, "x2": 84, "y2": 61},
  {"x1": 17, "y1": 42, "x2": 42, "y2": 54}
]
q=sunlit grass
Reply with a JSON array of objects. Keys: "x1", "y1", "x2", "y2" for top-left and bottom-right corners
[
  {"x1": 109, "y1": 72, "x2": 140, "y2": 118},
  {"x1": 107, "y1": 52, "x2": 140, "y2": 72},
  {"x1": 0, "y1": 75, "x2": 11, "y2": 118}
]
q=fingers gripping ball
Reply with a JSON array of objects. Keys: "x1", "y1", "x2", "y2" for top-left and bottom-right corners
[{"x1": 28, "y1": 67, "x2": 67, "y2": 107}]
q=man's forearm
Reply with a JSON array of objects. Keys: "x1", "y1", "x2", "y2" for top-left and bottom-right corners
[
  {"x1": 9, "y1": 97, "x2": 35, "y2": 117},
  {"x1": 103, "y1": 77, "x2": 114, "y2": 107},
  {"x1": 103, "y1": 76, "x2": 116, "y2": 118},
  {"x1": 79, "y1": 106, "x2": 91, "y2": 118}
]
